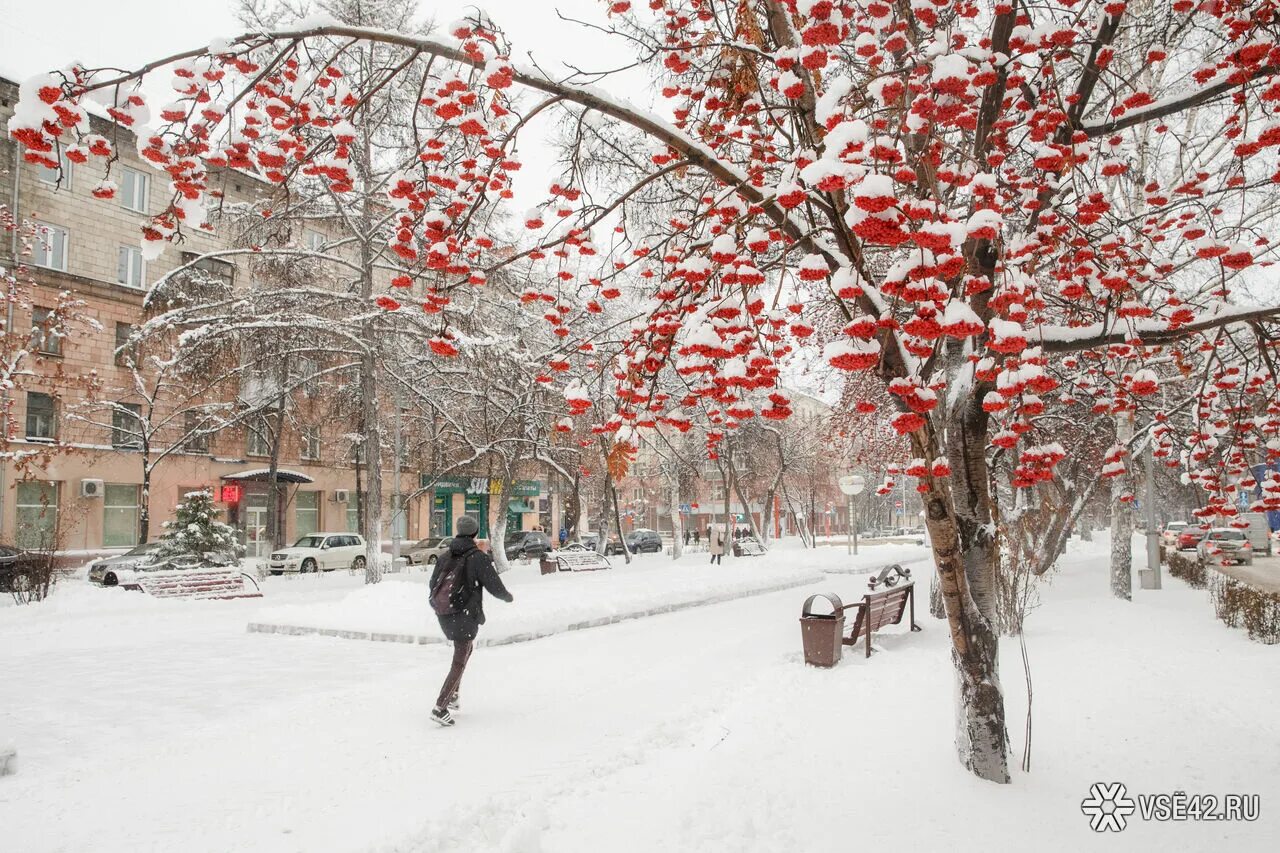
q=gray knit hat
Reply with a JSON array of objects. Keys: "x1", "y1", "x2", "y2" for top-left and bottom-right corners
[{"x1": 455, "y1": 515, "x2": 479, "y2": 537}]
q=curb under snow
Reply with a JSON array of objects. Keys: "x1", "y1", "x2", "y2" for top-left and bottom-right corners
[{"x1": 246, "y1": 573, "x2": 825, "y2": 648}]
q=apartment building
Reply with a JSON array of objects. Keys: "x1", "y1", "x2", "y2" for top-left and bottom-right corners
[{"x1": 0, "y1": 73, "x2": 553, "y2": 557}]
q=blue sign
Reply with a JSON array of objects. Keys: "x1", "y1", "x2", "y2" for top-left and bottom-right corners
[{"x1": 679, "y1": 504, "x2": 692, "y2": 514}]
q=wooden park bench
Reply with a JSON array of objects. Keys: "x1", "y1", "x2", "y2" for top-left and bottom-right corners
[
  {"x1": 844, "y1": 564, "x2": 921, "y2": 658},
  {"x1": 540, "y1": 545, "x2": 612, "y2": 574},
  {"x1": 126, "y1": 567, "x2": 263, "y2": 600},
  {"x1": 733, "y1": 537, "x2": 766, "y2": 557}
]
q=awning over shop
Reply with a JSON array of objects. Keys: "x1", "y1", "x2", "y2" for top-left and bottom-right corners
[
  {"x1": 221, "y1": 468, "x2": 315, "y2": 484},
  {"x1": 506, "y1": 500, "x2": 535, "y2": 513}
]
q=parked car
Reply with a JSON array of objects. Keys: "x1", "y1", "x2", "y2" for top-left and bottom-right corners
[
  {"x1": 625, "y1": 529, "x2": 663, "y2": 554},
  {"x1": 504, "y1": 530, "x2": 552, "y2": 561},
  {"x1": 406, "y1": 536, "x2": 452, "y2": 566},
  {"x1": 1239, "y1": 512, "x2": 1273, "y2": 556},
  {"x1": 1197, "y1": 528, "x2": 1253, "y2": 566},
  {"x1": 1161, "y1": 522, "x2": 1188, "y2": 549},
  {"x1": 1177, "y1": 525, "x2": 1209, "y2": 551},
  {"x1": 0, "y1": 545, "x2": 52, "y2": 594},
  {"x1": 578, "y1": 532, "x2": 626, "y2": 555},
  {"x1": 267, "y1": 533, "x2": 367, "y2": 575},
  {"x1": 88, "y1": 541, "x2": 164, "y2": 586}
]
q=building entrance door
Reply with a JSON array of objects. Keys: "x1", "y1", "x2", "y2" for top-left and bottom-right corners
[{"x1": 245, "y1": 491, "x2": 270, "y2": 557}]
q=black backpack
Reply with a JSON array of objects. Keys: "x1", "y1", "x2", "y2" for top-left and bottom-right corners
[{"x1": 430, "y1": 547, "x2": 475, "y2": 616}]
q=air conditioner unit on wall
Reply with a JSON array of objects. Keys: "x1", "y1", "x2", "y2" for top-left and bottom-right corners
[
  {"x1": 332, "y1": 489, "x2": 350, "y2": 503},
  {"x1": 81, "y1": 479, "x2": 104, "y2": 498}
]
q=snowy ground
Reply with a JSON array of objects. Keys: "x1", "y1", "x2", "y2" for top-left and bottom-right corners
[{"x1": 1, "y1": 536, "x2": 1276, "y2": 852}]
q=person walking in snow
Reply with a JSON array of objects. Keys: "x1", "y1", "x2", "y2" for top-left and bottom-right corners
[
  {"x1": 428, "y1": 515, "x2": 513, "y2": 727},
  {"x1": 708, "y1": 524, "x2": 726, "y2": 565},
  {"x1": 693, "y1": 528, "x2": 700, "y2": 547}
]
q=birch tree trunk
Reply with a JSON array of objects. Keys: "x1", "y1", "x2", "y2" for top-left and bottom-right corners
[{"x1": 1111, "y1": 418, "x2": 1134, "y2": 601}]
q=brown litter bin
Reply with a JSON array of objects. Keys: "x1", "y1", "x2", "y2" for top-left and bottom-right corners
[
  {"x1": 800, "y1": 592, "x2": 845, "y2": 667},
  {"x1": 539, "y1": 555, "x2": 558, "y2": 575}
]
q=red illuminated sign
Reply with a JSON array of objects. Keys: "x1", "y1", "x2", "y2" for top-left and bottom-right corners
[{"x1": 219, "y1": 484, "x2": 244, "y2": 504}]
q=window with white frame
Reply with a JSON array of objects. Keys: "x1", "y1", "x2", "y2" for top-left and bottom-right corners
[
  {"x1": 32, "y1": 307, "x2": 63, "y2": 356},
  {"x1": 304, "y1": 230, "x2": 325, "y2": 251},
  {"x1": 295, "y1": 492, "x2": 319, "y2": 539},
  {"x1": 118, "y1": 167, "x2": 150, "y2": 213},
  {"x1": 31, "y1": 223, "x2": 68, "y2": 271},
  {"x1": 183, "y1": 411, "x2": 210, "y2": 454},
  {"x1": 117, "y1": 245, "x2": 144, "y2": 288},
  {"x1": 301, "y1": 426, "x2": 321, "y2": 461},
  {"x1": 246, "y1": 424, "x2": 271, "y2": 457},
  {"x1": 112, "y1": 403, "x2": 143, "y2": 450},
  {"x1": 35, "y1": 151, "x2": 72, "y2": 187},
  {"x1": 25, "y1": 392, "x2": 57, "y2": 440},
  {"x1": 103, "y1": 484, "x2": 141, "y2": 547}
]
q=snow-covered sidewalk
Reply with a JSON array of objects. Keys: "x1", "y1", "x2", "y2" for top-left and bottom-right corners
[{"x1": 2, "y1": 535, "x2": 1276, "y2": 852}]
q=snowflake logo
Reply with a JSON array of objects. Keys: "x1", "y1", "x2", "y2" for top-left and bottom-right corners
[{"x1": 1081, "y1": 782, "x2": 1136, "y2": 832}]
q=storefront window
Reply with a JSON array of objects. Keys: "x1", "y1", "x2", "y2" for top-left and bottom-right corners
[
  {"x1": 103, "y1": 484, "x2": 140, "y2": 547},
  {"x1": 295, "y1": 491, "x2": 318, "y2": 539},
  {"x1": 15, "y1": 481, "x2": 59, "y2": 550}
]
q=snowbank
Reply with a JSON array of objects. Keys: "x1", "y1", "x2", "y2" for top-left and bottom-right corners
[{"x1": 249, "y1": 554, "x2": 833, "y2": 645}]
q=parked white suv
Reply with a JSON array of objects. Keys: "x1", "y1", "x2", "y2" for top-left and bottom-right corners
[{"x1": 268, "y1": 533, "x2": 366, "y2": 575}]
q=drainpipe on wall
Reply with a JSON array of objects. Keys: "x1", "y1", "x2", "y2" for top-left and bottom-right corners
[{"x1": 1, "y1": 142, "x2": 23, "y2": 539}]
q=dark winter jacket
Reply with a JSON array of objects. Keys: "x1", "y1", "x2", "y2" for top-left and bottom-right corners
[{"x1": 430, "y1": 535, "x2": 513, "y2": 641}]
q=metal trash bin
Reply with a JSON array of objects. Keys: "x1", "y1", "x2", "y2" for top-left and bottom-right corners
[{"x1": 800, "y1": 593, "x2": 845, "y2": 667}]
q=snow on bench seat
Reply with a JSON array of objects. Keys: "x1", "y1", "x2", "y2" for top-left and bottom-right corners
[{"x1": 129, "y1": 568, "x2": 262, "y2": 600}]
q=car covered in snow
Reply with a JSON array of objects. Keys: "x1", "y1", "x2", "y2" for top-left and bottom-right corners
[
  {"x1": 1197, "y1": 528, "x2": 1253, "y2": 566},
  {"x1": 267, "y1": 533, "x2": 367, "y2": 575},
  {"x1": 87, "y1": 541, "x2": 163, "y2": 586}
]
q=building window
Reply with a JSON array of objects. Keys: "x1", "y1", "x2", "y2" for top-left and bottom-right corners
[
  {"x1": 32, "y1": 307, "x2": 62, "y2": 356},
  {"x1": 301, "y1": 426, "x2": 321, "y2": 461},
  {"x1": 183, "y1": 411, "x2": 209, "y2": 454},
  {"x1": 180, "y1": 252, "x2": 234, "y2": 288},
  {"x1": 112, "y1": 403, "x2": 142, "y2": 450},
  {"x1": 114, "y1": 323, "x2": 138, "y2": 367},
  {"x1": 295, "y1": 491, "x2": 319, "y2": 539},
  {"x1": 246, "y1": 425, "x2": 270, "y2": 457},
  {"x1": 294, "y1": 356, "x2": 319, "y2": 396},
  {"x1": 15, "y1": 481, "x2": 59, "y2": 551},
  {"x1": 304, "y1": 230, "x2": 325, "y2": 251},
  {"x1": 103, "y1": 484, "x2": 140, "y2": 548},
  {"x1": 25, "y1": 392, "x2": 57, "y2": 440},
  {"x1": 35, "y1": 151, "x2": 72, "y2": 187},
  {"x1": 31, "y1": 223, "x2": 68, "y2": 271},
  {"x1": 118, "y1": 167, "x2": 149, "y2": 213},
  {"x1": 347, "y1": 494, "x2": 361, "y2": 534},
  {"x1": 117, "y1": 245, "x2": 145, "y2": 288}
]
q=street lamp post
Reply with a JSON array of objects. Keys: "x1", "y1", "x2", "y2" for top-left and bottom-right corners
[{"x1": 838, "y1": 475, "x2": 867, "y2": 555}]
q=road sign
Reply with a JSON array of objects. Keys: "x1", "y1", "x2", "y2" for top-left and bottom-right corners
[
  {"x1": 895, "y1": 500, "x2": 903, "y2": 508},
  {"x1": 838, "y1": 474, "x2": 866, "y2": 496}
]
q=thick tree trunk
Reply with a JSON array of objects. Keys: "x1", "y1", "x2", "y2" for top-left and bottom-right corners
[
  {"x1": 927, "y1": 411, "x2": 1011, "y2": 784},
  {"x1": 491, "y1": 476, "x2": 513, "y2": 574}
]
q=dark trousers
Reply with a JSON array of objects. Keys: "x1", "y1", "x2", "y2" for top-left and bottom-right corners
[
  {"x1": 436, "y1": 639, "x2": 474, "y2": 709},
  {"x1": 710, "y1": 553, "x2": 722, "y2": 565}
]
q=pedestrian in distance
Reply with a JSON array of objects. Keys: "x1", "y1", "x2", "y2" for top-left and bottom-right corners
[
  {"x1": 693, "y1": 528, "x2": 700, "y2": 547},
  {"x1": 709, "y1": 524, "x2": 726, "y2": 565},
  {"x1": 683, "y1": 529, "x2": 690, "y2": 547},
  {"x1": 428, "y1": 515, "x2": 514, "y2": 727},
  {"x1": 558, "y1": 526, "x2": 568, "y2": 547}
]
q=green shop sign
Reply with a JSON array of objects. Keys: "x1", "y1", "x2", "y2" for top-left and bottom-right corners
[{"x1": 421, "y1": 475, "x2": 541, "y2": 497}]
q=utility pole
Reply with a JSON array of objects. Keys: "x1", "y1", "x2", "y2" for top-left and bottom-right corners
[
  {"x1": 391, "y1": 381, "x2": 403, "y2": 565},
  {"x1": 838, "y1": 475, "x2": 866, "y2": 556}
]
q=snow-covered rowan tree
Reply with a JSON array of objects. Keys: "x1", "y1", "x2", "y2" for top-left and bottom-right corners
[{"x1": 20, "y1": 0, "x2": 1280, "y2": 783}]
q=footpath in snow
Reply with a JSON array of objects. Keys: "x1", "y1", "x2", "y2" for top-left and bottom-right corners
[{"x1": 247, "y1": 541, "x2": 929, "y2": 645}]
